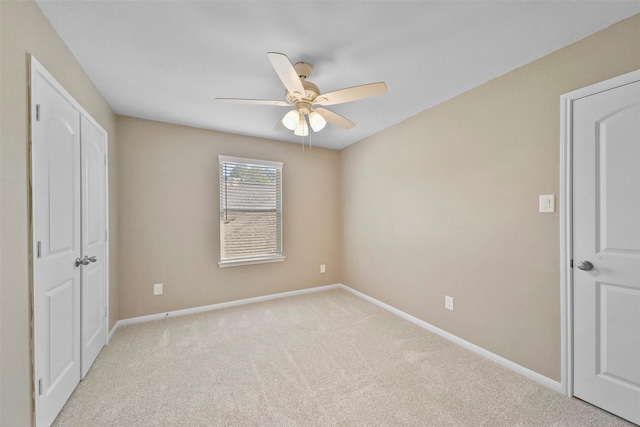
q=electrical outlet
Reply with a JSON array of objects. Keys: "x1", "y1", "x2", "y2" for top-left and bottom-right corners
[
  {"x1": 320, "y1": 264, "x2": 326, "y2": 273},
  {"x1": 445, "y1": 295, "x2": 454, "y2": 311},
  {"x1": 154, "y1": 283, "x2": 163, "y2": 295}
]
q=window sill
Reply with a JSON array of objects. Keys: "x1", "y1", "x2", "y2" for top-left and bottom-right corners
[{"x1": 218, "y1": 255, "x2": 286, "y2": 268}]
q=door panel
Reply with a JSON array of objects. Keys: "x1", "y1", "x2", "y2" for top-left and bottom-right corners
[
  {"x1": 84, "y1": 264, "x2": 105, "y2": 343},
  {"x1": 33, "y1": 73, "x2": 82, "y2": 427},
  {"x1": 48, "y1": 127, "x2": 77, "y2": 254},
  {"x1": 596, "y1": 283, "x2": 640, "y2": 386},
  {"x1": 573, "y1": 79, "x2": 640, "y2": 424},
  {"x1": 80, "y1": 115, "x2": 107, "y2": 379},
  {"x1": 47, "y1": 279, "x2": 75, "y2": 385},
  {"x1": 596, "y1": 105, "x2": 640, "y2": 252}
]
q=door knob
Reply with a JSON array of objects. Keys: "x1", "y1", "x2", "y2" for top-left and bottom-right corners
[
  {"x1": 75, "y1": 257, "x2": 89, "y2": 267},
  {"x1": 75, "y1": 255, "x2": 98, "y2": 267},
  {"x1": 577, "y1": 260, "x2": 594, "y2": 271}
]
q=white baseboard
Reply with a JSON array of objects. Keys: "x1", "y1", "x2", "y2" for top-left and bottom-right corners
[
  {"x1": 108, "y1": 283, "x2": 341, "y2": 339},
  {"x1": 338, "y1": 284, "x2": 563, "y2": 394},
  {"x1": 108, "y1": 282, "x2": 561, "y2": 394}
]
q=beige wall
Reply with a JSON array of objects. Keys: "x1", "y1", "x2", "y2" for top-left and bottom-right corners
[
  {"x1": 0, "y1": 1, "x2": 119, "y2": 425},
  {"x1": 340, "y1": 13, "x2": 640, "y2": 381},
  {"x1": 117, "y1": 116, "x2": 341, "y2": 319}
]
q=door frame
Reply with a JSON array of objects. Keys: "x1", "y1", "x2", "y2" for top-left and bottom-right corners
[
  {"x1": 560, "y1": 68, "x2": 640, "y2": 398},
  {"x1": 30, "y1": 55, "x2": 110, "y2": 424}
]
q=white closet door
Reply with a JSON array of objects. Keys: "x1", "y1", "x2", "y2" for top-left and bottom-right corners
[
  {"x1": 32, "y1": 56, "x2": 110, "y2": 426},
  {"x1": 33, "y1": 73, "x2": 82, "y2": 427},
  {"x1": 80, "y1": 116, "x2": 108, "y2": 378}
]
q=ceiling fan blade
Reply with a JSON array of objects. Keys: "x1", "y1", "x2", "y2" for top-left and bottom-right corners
[
  {"x1": 313, "y1": 82, "x2": 387, "y2": 106},
  {"x1": 216, "y1": 98, "x2": 290, "y2": 106},
  {"x1": 267, "y1": 52, "x2": 306, "y2": 100},
  {"x1": 314, "y1": 108, "x2": 355, "y2": 129}
]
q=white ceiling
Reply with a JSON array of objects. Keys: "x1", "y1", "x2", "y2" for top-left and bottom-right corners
[{"x1": 36, "y1": 1, "x2": 640, "y2": 150}]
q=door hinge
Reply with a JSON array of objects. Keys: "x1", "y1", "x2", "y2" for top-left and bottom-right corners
[
  {"x1": 104, "y1": 307, "x2": 108, "y2": 318},
  {"x1": 570, "y1": 259, "x2": 574, "y2": 268},
  {"x1": 36, "y1": 104, "x2": 41, "y2": 121},
  {"x1": 37, "y1": 241, "x2": 41, "y2": 258},
  {"x1": 38, "y1": 378, "x2": 43, "y2": 396},
  {"x1": 105, "y1": 230, "x2": 108, "y2": 242}
]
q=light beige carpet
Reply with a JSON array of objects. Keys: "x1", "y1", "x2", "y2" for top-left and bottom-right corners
[{"x1": 54, "y1": 288, "x2": 634, "y2": 426}]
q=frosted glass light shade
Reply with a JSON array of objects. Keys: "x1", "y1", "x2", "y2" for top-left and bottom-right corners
[
  {"x1": 308, "y1": 111, "x2": 326, "y2": 132},
  {"x1": 282, "y1": 110, "x2": 300, "y2": 130},
  {"x1": 294, "y1": 115, "x2": 309, "y2": 136}
]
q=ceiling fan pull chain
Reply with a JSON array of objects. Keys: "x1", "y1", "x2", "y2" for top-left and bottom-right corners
[{"x1": 307, "y1": 114, "x2": 311, "y2": 150}]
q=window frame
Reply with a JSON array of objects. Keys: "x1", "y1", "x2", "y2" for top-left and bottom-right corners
[{"x1": 218, "y1": 155, "x2": 285, "y2": 268}]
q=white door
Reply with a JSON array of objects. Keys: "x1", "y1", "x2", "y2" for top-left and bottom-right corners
[
  {"x1": 33, "y1": 73, "x2": 82, "y2": 427},
  {"x1": 32, "y1": 57, "x2": 109, "y2": 426},
  {"x1": 573, "y1": 78, "x2": 640, "y2": 424},
  {"x1": 80, "y1": 116, "x2": 107, "y2": 378}
]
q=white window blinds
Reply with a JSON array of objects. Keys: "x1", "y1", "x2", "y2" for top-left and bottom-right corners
[{"x1": 218, "y1": 156, "x2": 284, "y2": 267}]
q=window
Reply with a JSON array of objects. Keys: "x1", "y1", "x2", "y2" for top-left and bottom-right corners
[{"x1": 218, "y1": 156, "x2": 284, "y2": 267}]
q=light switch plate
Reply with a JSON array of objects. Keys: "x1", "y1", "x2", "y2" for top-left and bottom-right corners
[{"x1": 539, "y1": 195, "x2": 555, "y2": 213}]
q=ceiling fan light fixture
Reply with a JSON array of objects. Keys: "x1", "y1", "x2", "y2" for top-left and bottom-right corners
[
  {"x1": 294, "y1": 115, "x2": 309, "y2": 136},
  {"x1": 282, "y1": 109, "x2": 300, "y2": 130},
  {"x1": 308, "y1": 111, "x2": 326, "y2": 132}
]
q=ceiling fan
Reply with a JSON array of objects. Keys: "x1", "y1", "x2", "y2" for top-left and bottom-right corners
[{"x1": 216, "y1": 52, "x2": 387, "y2": 136}]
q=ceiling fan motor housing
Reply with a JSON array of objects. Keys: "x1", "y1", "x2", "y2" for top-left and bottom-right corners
[{"x1": 285, "y1": 81, "x2": 320, "y2": 108}]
